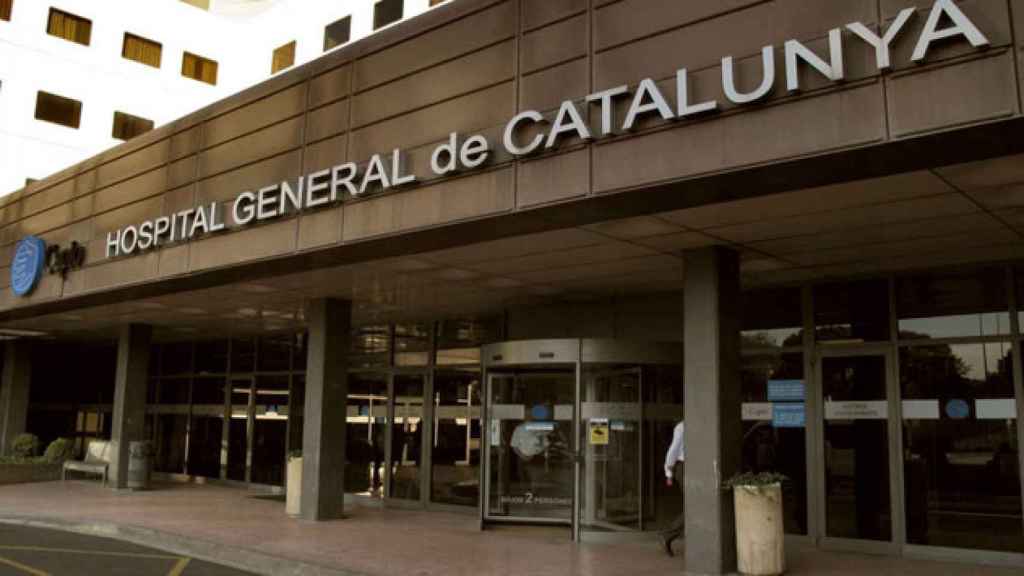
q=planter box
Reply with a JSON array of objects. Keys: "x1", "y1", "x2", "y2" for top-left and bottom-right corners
[
  {"x1": 734, "y1": 483, "x2": 785, "y2": 576},
  {"x1": 0, "y1": 463, "x2": 61, "y2": 486},
  {"x1": 286, "y1": 456, "x2": 302, "y2": 517}
]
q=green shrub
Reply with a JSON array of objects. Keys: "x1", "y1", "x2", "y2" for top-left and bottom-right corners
[
  {"x1": 41, "y1": 437, "x2": 73, "y2": 463},
  {"x1": 11, "y1": 433, "x2": 40, "y2": 460},
  {"x1": 723, "y1": 471, "x2": 788, "y2": 489}
]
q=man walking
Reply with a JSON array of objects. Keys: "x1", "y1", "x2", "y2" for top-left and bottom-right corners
[{"x1": 661, "y1": 419, "x2": 685, "y2": 556}]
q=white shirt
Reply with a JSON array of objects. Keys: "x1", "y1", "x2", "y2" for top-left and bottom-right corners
[
  {"x1": 510, "y1": 422, "x2": 550, "y2": 460},
  {"x1": 664, "y1": 421, "x2": 685, "y2": 479}
]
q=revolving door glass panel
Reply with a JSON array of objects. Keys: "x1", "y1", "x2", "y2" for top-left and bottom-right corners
[
  {"x1": 579, "y1": 365, "x2": 684, "y2": 533},
  {"x1": 486, "y1": 371, "x2": 576, "y2": 522},
  {"x1": 580, "y1": 369, "x2": 641, "y2": 531}
]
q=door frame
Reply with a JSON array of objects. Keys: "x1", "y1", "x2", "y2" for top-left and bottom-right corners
[
  {"x1": 579, "y1": 366, "x2": 645, "y2": 533},
  {"x1": 480, "y1": 368, "x2": 579, "y2": 532},
  {"x1": 220, "y1": 375, "x2": 256, "y2": 483},
  {"x1": 813, "y1": 345, "x2": 901, "y2": 555},
  {"x1": 385, "y1": 369, "x2": 432, "y2": 506}
]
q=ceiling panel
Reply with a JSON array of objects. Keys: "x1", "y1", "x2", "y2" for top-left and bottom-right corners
[
  {"x1": 747, "y1": 212, "x2": 1009, "y2": 256},
  {"x1": 707, "y1": 194, "x2": 978, "y2": 244},
  {"x1": 786, "y1": 228, "x2": 1020, "y2": 267},
  {"x1": 466, "y1": 241, "x2": 657, "y2": 276},
  {"x1": 659, "y1": 171, "x2": 952, "y2": 230},
  {"x1": 935, "y1": 153, "x2": 1024, "y2": 191},
  {"x1": 551, "y1": 268, "x2": 684, "y2": 294},
  {"x1": 742, "y1": 267, "x2": 822, "y2": 288},
  {"x1": 508, "y1": 254, "x2": 681, "y2": 284},
  {"x1": 633, "y1": 231, "x2": 720, "y2": 252},
  {"x1": 581, "y1": 215, "x2": 685, "y2": 239},
  {"x1": 419, "y1": 228, "x2": 607, "y2": 265},
  {"x1": 965, "y1": 183, "x2": 1024, "y2": 210}
]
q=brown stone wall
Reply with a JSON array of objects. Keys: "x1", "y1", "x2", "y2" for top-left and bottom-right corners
[{"x1": 0, "y1": 0, "x2": 1018, "y2": 313}]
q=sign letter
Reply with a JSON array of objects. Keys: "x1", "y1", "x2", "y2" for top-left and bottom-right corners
[
  {"x1": 847, "y1": 9, "x2": 915, "y2": 71},
  {"x1": 723, "y1": 46, "x2": 776, "y2": 104},
  {"x1": 912, "y1": 0, "x2": 989, "y2": 63}
]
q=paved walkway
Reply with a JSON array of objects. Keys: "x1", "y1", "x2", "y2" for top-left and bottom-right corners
[
  {"x1": 0, "y1": 481, "x2": 1020, "y2": 576},
  {"x1": 0, "y1": 524, "x2": 255, "y2": 576}
]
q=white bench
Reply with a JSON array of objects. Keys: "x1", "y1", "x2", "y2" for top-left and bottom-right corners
[{"x1": 62, "y1": 440, "x2": 111, "y2": 484}]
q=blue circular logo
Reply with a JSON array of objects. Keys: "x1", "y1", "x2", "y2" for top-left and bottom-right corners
[
  {"x1": 945, "y1": 399, "x2": 969, "y2": 420},
  {"x1": 530, "y1": 405, "x2": 551, "y2": 420},
  {"x1": 11, "y1": 236, "x2": 46, "y2": 297}
]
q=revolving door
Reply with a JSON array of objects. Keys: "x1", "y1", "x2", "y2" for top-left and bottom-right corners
[{"x1": 480, "y1": 339, "x2": 683, "y2": 540}]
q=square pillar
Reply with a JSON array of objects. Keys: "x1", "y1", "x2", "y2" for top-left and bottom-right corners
[
  {"x1": 683, "y1": 247, "x2": 742, "y2": 575},
  {"x1": 0, "y1": 340, "x2": 33, "y2": 456},
  {"x1": 301, "y1": 298, "x2": 350, "y2": 521},
  {"x1": 110, "y1": 324, "x2": 152, "y2": 489}
]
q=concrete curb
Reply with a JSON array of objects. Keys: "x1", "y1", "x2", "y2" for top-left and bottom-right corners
[{"x1": 0, "y1": 515, "x2": 368, "y2": 576}]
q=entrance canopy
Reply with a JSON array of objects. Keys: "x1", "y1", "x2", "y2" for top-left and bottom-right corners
[{"x1": 0, "y1": 149, "x2": 1021, "y2": 341}]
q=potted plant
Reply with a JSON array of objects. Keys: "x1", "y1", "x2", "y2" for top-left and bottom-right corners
[
  {"x1": 286, "y1": 450, "x2": 302, "y2": 517},
  {"x1": 723, "y1": 472, "x2": 787, "y2": 576}
]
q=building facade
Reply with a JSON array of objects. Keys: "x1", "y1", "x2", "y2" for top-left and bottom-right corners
[
  {"x1": 0, "y1": 0, "x2": 1022, "y2": 572},
  {"x1": 0, "y1": 0, "x2": 449, "y2": 195}
]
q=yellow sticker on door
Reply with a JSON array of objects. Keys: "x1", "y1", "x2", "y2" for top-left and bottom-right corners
[{"x1": 589, "y1": 418, "x2": 609, "y2": 445}]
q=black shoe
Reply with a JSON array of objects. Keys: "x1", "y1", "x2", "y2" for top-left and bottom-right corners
[{"x1": 662, "y1": 535, "x2": 674, "y2": 557}]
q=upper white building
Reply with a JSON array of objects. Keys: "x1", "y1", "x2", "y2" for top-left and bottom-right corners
[{"x1": 0, "y1": 0, "x2": 448, "y2": 196}]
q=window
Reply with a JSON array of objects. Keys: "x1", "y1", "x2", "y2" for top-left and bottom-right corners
[
  {"x1": 112, "y1": 111, "x2": 154, "y2": 141},
  {"x1": 394, "y1": 323, "x2": 430, "y2": 367},
  {"x1": 323, "y1": 16, "x2": 351, "y2": 51},
  {"x1": 899, "y1": 342, "x2": 1021, "y2": 552},
  {"x1": 271, "y1": 41, "x2": 295, "y2": 74},
  {"x1": 34, "y1": 91, "x2": 81, "y2": 128},
  {"x1": 373, "y1": 0, "x2": 403, "y2": 30},
  {"x1": 350, "y1": 325, "x2": 390, "y2": 369},
  {"x1": 122, "y1": 33, "x2": 162, "y2": 68},
  {"x1": 741, "y1": 287, "x2": 803, "y2": 350},
  {"x1": 1, "y1": 0, "x2": 12, "y2": 22},
  {"x1": 47, "y1": 8, "x2": 91, "y2": 46},
  {"x1": 814, "y1": 279, "x2": 890, "y2": 343},
  {"x1": 897, "y1": 268, "x2": 1009, "y2": 340},
  {"x1": 182, "y1": 52, "x2": 218, "y2": 85}
]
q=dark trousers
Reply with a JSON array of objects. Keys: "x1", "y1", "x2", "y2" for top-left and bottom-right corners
[{"x1": 663, "y1": 461, "x2": 685, "y2": 545}]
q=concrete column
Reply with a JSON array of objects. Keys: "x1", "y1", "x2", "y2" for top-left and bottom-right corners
[
  {"x1": 110, "y1": 324, "x2": 152, "y2": 489},
  {"x1": 0, "y1": 341, "x2": 33, "y2": 456},
  {"x1": 683, "y1": 247, "x2": 742, "y2": 575},
  {"x1": 301, "y1": 298, "x2": 350, "y2": 520}
]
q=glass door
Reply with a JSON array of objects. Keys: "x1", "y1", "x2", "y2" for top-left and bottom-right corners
[
  {"x1": 227, "y1": 377, "x2": 253, "y2": 482},
  {"x1": 390, "y1": 373, "x2": 426, "y2": 501},
  {"x1": 580, "y1": 368, "x2": 642, "y2": 532},
  {"x1": 817, "y1": 351, "x2": 896, "y2": 550},
  {"x1": 484, "y1": 370, "x2": 576, "y2": 524}
]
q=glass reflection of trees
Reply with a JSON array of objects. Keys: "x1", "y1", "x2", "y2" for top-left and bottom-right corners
[{"x1": 900, "y1": 339, "x2": 1022, "y2": 553}]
